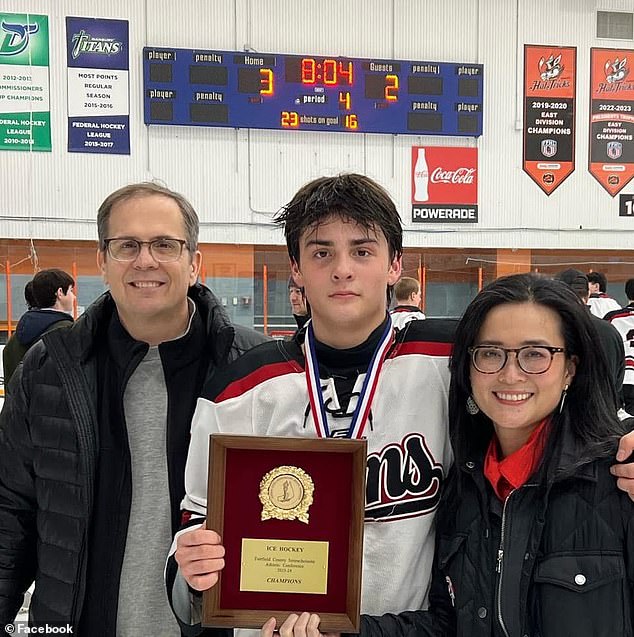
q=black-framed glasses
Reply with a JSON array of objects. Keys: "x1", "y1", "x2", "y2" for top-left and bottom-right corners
[
  {"x1": 468, "y1": 345, "x2": 566, "y2": 374},
  {"x1": 104, "y1": 238, "x2": 188, "y2": 262}
]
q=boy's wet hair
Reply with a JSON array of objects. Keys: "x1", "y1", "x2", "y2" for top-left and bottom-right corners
[{"x1": 275, "y1": 173, "x2": 403, "y2": 264}]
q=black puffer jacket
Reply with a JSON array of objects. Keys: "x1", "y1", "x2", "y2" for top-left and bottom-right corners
[
  {"x1": 0, "y1": 284, "x2": 267, "y2": 627},
  {"x1": 359, "y1": 429, "x2": 634, "y2": 637}
]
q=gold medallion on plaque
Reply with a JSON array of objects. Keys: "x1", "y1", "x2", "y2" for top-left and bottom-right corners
[{"x1": 259, "y1": 465, "x2": 314, "y2": 524}]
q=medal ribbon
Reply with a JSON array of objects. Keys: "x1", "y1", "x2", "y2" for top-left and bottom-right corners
[{"x1": 304, "y1": 315, "x2": 395, "y2": 439}]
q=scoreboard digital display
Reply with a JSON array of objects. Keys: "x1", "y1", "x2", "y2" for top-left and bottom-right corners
[{"x1": 143, "y1": 47, "x2": 483, "y2": 136}]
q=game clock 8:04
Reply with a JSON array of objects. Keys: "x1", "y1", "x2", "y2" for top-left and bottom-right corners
[
  {"x1": 285, "y1": 57, "x2": 354, "y2": 86},
  {"x1": 143, "y1": 47, "x2": 483, "y2": 136}
]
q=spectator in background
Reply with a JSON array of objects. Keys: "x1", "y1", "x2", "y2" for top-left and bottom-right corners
[
  {"x1": 288, "y1": 275, "x2": 309, "y2": 330},
  {"x1": 2, "y1": 269, "x2": 75, "y2": 386},
  {"x1": 555, "y1": 269, "x2": 624, "y2": 407},
  {"x1": 390, "y1": 276, "x2": 426, "y2": 329},
  {"x1": 604, "y1": 277, "x2": 634, "y2": 417},
  {"x1": 587, "y1": 270, "x2": 621, "y2": 318},
  {"x1": 0, "y1": 182, "x2": 267, "y2": 633}
]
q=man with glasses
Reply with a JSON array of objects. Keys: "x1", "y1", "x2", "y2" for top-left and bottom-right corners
[{"x1": 0, "y1": 182, "x2": 266, "y2": 634}]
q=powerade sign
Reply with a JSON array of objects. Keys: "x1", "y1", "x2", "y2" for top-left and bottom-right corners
[
  {"x1": 412, "y1": 206, "x2": 477, "y2": 222},
  {"x1": 411, "y1": 146, "x2": 478, "y2": 223}
]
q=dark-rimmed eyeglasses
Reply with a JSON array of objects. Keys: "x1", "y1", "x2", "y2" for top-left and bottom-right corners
[
  {"x1": 104, "y1": 238, "x2": 188, "y2": 262},
  {"x1": 468, "y1": 345, "x2": 566, "y2": 374}
]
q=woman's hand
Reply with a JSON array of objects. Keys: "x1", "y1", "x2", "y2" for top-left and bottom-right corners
[{"x1": 261, "y1": 612, "x2": 340, "y2": 637}]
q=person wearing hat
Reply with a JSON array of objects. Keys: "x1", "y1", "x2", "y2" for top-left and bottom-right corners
[{"x1": 555, "y1": 268, "x2": 625, "y2": 408}]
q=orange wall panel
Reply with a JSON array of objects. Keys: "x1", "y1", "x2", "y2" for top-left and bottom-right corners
[
  {"x1": 495, "y1": 249, "x2": 532, "y2": 278},
  {"x1": 199, "y1": 244, "x2": 255, "y2": 279}
]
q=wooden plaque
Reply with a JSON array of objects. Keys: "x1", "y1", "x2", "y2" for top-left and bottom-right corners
[{"x1": 203, "y1": 434, "x2": 366, "y2": 632}]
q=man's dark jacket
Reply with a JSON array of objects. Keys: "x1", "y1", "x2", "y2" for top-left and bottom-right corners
[
  {"x1": 358, "y1": 428, "x2": 634, "y2": 637},
  {"x1": 0, "y1": 284, "x2": 267, "y2": 630}
]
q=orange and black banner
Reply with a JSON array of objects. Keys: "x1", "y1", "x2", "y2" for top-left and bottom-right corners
[
  {"x1": 523, "y1": 45, "x2": 576, "y2": 195},
  {"x1": 589, "y1": 48, "x2": 634, "y2": 197}
]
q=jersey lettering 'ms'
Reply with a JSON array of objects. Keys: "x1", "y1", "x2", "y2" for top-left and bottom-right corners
[{"x1": 365, "y1": 433, "x2": 443, "y2": 521}]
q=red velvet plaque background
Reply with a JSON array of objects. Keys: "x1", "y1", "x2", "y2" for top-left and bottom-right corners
[{"x1": 219, "y1": 447, "x2": 353, "y2": 613}]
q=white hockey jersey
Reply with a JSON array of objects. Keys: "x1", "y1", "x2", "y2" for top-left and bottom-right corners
[
  {"x1": 604, "y1": 304, "x2": 634, "y2": 414},
  {"x1": 181, "y1": 319, "x2": 455, "y2": 621},
  {"x1": 390, "y1": 304, "x2": 426, "y2": 330},
  {"x1": 588, "y1": 293, "x2": 621, "y2": 318}
]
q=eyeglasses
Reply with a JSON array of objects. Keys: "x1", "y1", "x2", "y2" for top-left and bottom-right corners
[
  {"x1": 104, "y1": 238, "x2": 188, "y2": 262},
  {"x1": 468, "y1": 345, "x2": 566, "y2": 375}
]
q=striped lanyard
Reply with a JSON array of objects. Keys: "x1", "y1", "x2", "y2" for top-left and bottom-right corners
[{"x1": 304, "y1": 315, "x2": 395, "y2": 439}]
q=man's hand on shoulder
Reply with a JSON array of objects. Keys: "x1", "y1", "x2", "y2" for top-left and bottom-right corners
[{"x1": 175, "y1": 525, "x2": 225, "y2": 590}]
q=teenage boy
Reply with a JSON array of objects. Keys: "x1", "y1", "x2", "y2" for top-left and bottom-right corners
[{"x1": 166, "y1": 174, "x2": 455, "y2": 631}]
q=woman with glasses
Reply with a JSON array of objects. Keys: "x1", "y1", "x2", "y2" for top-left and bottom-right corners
[
  {"x1": 425, "y1": 271, "x2": 634, "y2": 636},
  {"x1": 385, "y1": 272, "x2": 633, "y2": 636}
]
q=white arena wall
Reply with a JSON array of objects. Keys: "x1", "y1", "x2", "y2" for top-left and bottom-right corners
[{"x1": 1, "y1": 0, "x2": 633, "y2": 251}]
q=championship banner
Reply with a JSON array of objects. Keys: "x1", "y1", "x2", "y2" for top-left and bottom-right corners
[
  {"x1": 589, "y1": 48, "x2": 634, "y2": 196},
  {"x1": 0, "y1": 13, "x2": 51, "y2": 152},
  {"x1": 66, "y1": 17, "x2": 129, "y2": 154},
  {"x1": 523, "y1": 45, "x2": 576, "y2": 195},
  {"x1": 411, "y1": 146, "x2": 478, "y2": 223}
]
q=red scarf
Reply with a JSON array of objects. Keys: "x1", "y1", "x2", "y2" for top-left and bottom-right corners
[{"x1": 484, "y1": 418, "x2": 549, "y2": 500}]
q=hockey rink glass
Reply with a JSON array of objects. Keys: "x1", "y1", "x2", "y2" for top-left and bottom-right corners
[{"x1": 468, "y1": 345, "x2": 566, "y2": 374}]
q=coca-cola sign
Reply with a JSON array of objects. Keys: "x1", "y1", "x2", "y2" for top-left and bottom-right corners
[
  {"x1": 411, "y1": 146, "x2": 478, "y2": 223},
  {"x1": 430, "y1": 167, "x2": 476, "y2": 184}
]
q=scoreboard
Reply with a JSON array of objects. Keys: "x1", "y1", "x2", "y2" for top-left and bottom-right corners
[{"x1": 143, "y1": 47, "x2": 483, "y2": 136}]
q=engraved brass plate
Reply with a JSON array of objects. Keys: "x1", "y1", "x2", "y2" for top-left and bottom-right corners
[{"x1": 240, "y1": 538, "x2": 328, "y2": 594}]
